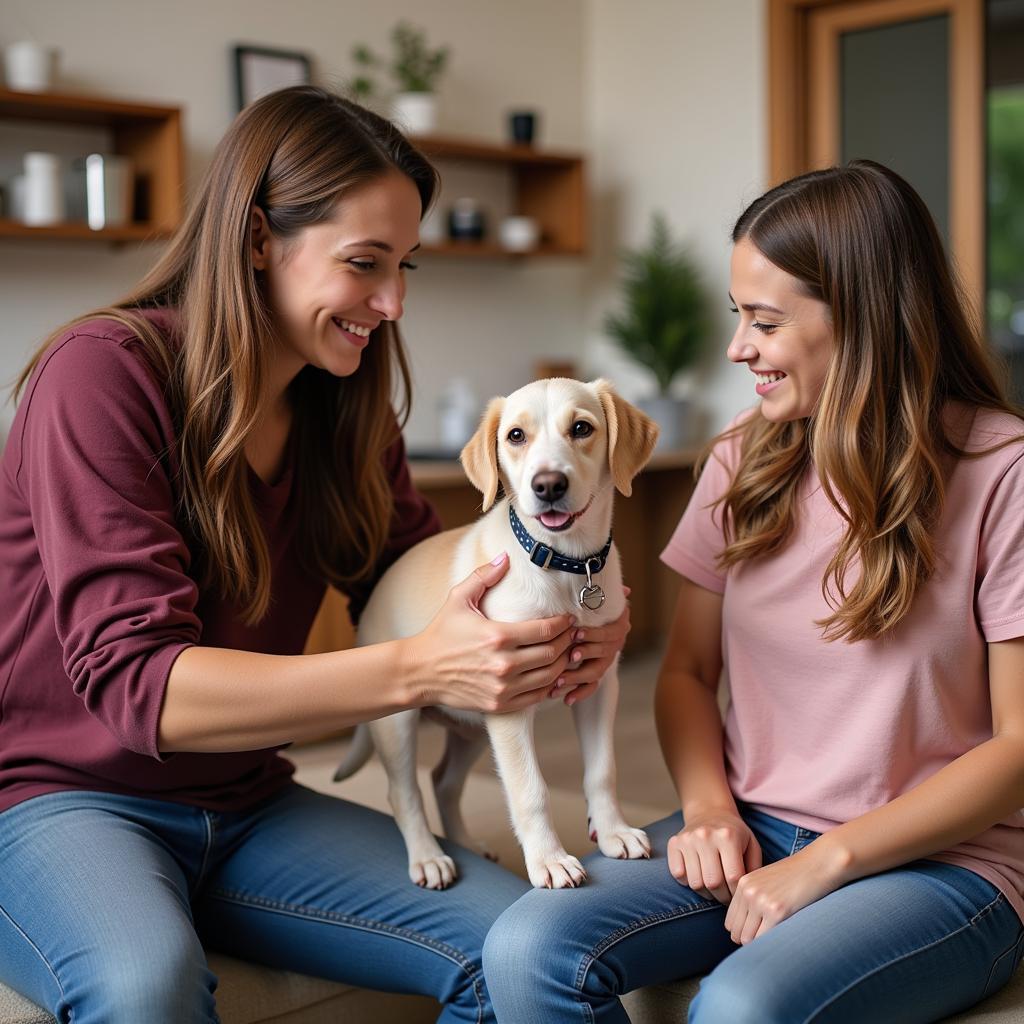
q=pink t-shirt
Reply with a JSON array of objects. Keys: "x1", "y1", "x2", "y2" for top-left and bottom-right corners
[{"x1": 661, "y1": 405, "x2": 1024, "y2": 921}]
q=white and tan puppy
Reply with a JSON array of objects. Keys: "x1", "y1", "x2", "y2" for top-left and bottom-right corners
[{"x1": 334, "y1": 377, "x2": 659, "y2": 889}]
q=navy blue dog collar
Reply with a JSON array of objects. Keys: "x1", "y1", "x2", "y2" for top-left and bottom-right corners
[{"x1": 508, "y1": 504, "x2": 611, "y2": 574}]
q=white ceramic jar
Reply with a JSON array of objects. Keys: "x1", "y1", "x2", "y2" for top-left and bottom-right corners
[
  {"x1": 498, "y1": 215, "x2": 540, "y2": 252},
  {"x1": 23, "y1": 152, "x2": 65, "y2": 225},
  {"x1": 4, "y1": 42, "x2": 59, "y2": 92},
  {"x1": 391, "y1": 92, "x2": 438, "y2": 136}
]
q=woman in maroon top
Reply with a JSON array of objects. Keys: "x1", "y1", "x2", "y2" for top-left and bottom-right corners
[{"x1": 0, "y1": 86, "x2": 626, "y2": 1024}]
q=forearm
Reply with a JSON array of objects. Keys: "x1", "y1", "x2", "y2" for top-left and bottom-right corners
[
  {"x1": 158, "y1": 640, "x2": 417, "y2": 753},
  {"x1": 656, "y1": 667, "x2": 737, "y2": 818},
  {"x1": 812, "y1": 734, "x2": 1024, "y2": 885}
]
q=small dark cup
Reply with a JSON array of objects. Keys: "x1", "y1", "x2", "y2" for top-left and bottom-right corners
[
  {"x1": 448, "y1": 198, "x2": 486, "y2": 241},
  {"x1": 509, "y1": 111, "x2": 537, "y2": 146}
]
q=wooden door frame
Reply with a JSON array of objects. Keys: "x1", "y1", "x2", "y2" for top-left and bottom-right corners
[{"x1": 768, "y1": 0, "x2": 985, "y2": 308}]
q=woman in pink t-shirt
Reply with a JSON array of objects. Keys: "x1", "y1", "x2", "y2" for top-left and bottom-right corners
[{"x1": 484, "y1": 161, "x2": 1024, "y2": 1022}]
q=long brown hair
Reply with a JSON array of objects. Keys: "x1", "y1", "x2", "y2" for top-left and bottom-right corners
[
  {"x1": 713, "y1": 159, "x2": 1021, "y2": 642},
  {"x1": 14, "y1": 86, "x2": 439, "y2": 625}
]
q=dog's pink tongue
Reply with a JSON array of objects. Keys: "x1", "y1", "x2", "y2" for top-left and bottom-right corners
[{"x1": 539, "y1": 511, "x2": 571, "y2": 529}]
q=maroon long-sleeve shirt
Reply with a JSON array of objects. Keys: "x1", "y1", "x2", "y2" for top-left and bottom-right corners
[{"x1": 0, "y1": 310, "x2": 440, "y2": 814}]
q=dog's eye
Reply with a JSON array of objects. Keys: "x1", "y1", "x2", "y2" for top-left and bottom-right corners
[
  {"x1": 507, "y1": 428, "x2": 527, "y2": 445},
  {"x1": 571, "y1": 420, "x2": 594, "y2": 439}
]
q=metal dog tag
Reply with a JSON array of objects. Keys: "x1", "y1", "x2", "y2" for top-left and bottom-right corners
[{"x1": 578, "y1": 558, "x2": 606, "y2": 611}]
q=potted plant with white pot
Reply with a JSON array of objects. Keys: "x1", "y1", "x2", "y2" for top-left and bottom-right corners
[
  {"x1": 349, "y1": 22, "x2": 448, "y2": 135},
  {"x1": 603, "y1": 213, "x2": 712, "y2": 450}
]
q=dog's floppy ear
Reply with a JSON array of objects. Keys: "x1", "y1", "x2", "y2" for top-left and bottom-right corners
[
  {"x1": 460, "y1": 397, "x2": 505, "y2": 510},
  {"x1": 595, "y1": 379, "x2": 659, "y2": 497}
]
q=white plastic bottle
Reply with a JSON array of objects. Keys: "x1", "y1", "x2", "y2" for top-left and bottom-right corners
[{"x1": 438, "y1": 377, "x2": 478, "y2": 454}]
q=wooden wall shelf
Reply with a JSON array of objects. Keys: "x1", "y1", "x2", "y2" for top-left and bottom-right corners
[
  {"x1": 412, "y1": 133, "x2": 587, "y2": 257},
  {"x1": 420, "y1": 240, "x2": 581, "y2": 259},
  {"x1": 0, "y1": 104, "x2": 582, "y2": 256},
  {"x1": 414, "y1": 134, "x2": 582, "y2": 166},
  {"x1": 0, "y1": 88, "x2": 183, "y2": 242},
  {"x1": 0, "y1": 218, "x2": 173, "y2": 242}
]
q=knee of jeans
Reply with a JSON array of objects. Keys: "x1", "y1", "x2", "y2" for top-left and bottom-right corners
[
  {"x1": 689, "y1": 968, "x2": 788, "y2": 1024},
  {"x1": 66, "y1": 943, "x2": 216, "y2": 1023},
  {"x1": 483, "y1": 895, "x2": 625, "y2": 1011},
  {"x1": 484, "y1": 897, "x2": 580, "y2": 989}
]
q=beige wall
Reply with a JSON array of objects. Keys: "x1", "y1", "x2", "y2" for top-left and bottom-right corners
[
  {"x1": 583, "y1": 0, "x2": 767, "y2": 435},
  {"x1": 0, "y1": 0, "x2": 766, "y2": 443},
  {"x1": 0, "y1": 0, "x2": 587, "y2": 444}
]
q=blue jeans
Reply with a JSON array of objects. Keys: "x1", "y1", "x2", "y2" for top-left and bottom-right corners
[
  {"x1": 483, "y1": 807, "x2": 1024, "y2": 1023},
  {"x1": 0, "y1": 784, "x2": 529, "y2": 1024}
]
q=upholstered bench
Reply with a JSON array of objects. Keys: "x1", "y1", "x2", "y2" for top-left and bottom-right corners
[
  {"x1": 0, "y1": 958, "x2": 438, "y2": 1024},
  {"x1": 2, "y1": 752, "x2": 1021, "y2": 1023},
  {"x1": 6, "y1": 962, "x2": 1022, "y2": 1024}
]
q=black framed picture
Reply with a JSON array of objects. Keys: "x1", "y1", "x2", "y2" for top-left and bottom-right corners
[{"x1": 233, "y1": 45, "x2": 312, "y2": 111}]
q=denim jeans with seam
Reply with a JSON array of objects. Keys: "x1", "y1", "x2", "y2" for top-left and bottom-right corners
[
  {"x1": 0, "y1": 783, "x2": 530, "y2": 1024},
  {"x1": 483, "y1": 806, "x2": 1024, "y2": 1023}
]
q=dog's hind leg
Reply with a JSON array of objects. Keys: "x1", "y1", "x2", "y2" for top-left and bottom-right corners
[
  {"x1": 571, "y1": 666, "x2": 651, "y2": 860},
  {"x1": 431, "y1": 727, "x2": 497, "y2": 860},
  {"x1": 485, "y1": 709, "x2": 587, "y2": 889},
  {"x1": 370, "y1": 710, "x2": 458, "y2": 889}
]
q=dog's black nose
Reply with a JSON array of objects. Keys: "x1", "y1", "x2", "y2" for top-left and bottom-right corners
[{"x1": 532, "y1": 471, "x2": 568, "y2": 503}]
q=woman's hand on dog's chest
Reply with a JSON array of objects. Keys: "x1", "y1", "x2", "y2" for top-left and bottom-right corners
[
  {"x1": 402, "y1": 552, "x2": 579, "y2": 714},
  {"x1": 550, "y1": 598, "x2": 631, "y2": 706}
]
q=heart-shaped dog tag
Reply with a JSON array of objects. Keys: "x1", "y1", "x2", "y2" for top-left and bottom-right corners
[{"x1": 578, "y1": 585, "x2": 606, "y2": 611}]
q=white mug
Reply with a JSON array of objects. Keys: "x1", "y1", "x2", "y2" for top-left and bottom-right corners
[
  {"x1": 23, "y1": 152, "x2": 65, "y2": 226},
  {"x1": 499, "y1": 215, "x2": 540, "y2": 253},
  {"x1": 4, "y1": 41, "x2": 59, "y2": 92}
]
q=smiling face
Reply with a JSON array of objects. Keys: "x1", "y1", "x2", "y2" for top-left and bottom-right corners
[
  {"x1": 727, "y1": 237, "x2": 834, "y2": 422},
  {"x1": 252, "y1": 170, "x2": 422, "y2": 383}
]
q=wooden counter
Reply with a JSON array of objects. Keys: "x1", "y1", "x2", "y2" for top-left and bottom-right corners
[{"x1": 304, "y1": 449, "x2": 700, "y2": 656}]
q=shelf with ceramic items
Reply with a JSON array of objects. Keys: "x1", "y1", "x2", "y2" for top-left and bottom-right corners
[
  {"x1": 0, "y1": 87, "x2": 183, "y2": 242},
  {"x1": 411, "y1": 133, "x2": 587, "y2": 258}
]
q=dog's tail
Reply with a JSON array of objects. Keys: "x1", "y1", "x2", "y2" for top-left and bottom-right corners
[{"x1": 332, "y1": 723, "x2": 375, "y2": 781}]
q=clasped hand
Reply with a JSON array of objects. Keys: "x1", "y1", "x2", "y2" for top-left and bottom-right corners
[
  {"x1": 411, "y1": 553, "x2": 630, "y2": 714},
  {"x1": 668, "y1": 810, "x2": 841, "y2": 945}
]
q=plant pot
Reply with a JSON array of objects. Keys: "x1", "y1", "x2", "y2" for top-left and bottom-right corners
[
  {"x1": 637, "y1": 395, "x2": 694, "y2": 452},
  {"x1": 390, "y1": 92, "x2": 438, "y2": 135}
]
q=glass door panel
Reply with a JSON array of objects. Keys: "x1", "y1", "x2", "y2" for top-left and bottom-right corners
[
  {"x1": 840, "y1": 15, "x2": 951, "y2": 242},
  {"x1": 987, "y1": 0, "x2": 1024, "y2": 402}
]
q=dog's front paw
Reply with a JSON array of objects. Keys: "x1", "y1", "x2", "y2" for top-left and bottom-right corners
[
  {"x1": 596, "y1": 825, "x2": 651, "y2": 860},
  {"x1": 526, "y1": 851, "x2": 587, "y2": 889},
  {"x1": 409, "y1": 854, "x2": 458, "y2": 889}
]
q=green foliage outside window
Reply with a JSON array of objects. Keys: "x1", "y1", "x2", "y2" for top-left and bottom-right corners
[{"x1": 987, "y1": 87, "x2": 1024, "y2": 348}]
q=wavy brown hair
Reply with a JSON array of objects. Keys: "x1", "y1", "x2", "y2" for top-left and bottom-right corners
[
  {"x1": 14, "y1": 86, "x2": 439, "y2": 625},
  {"x1": 712, "y1": 160, "x2": 1022, "y2": 642}
]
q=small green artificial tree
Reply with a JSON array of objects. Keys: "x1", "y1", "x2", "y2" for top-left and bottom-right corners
[{"x1": 603, "y1": 213, "x2": 712, "y2": 396}]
